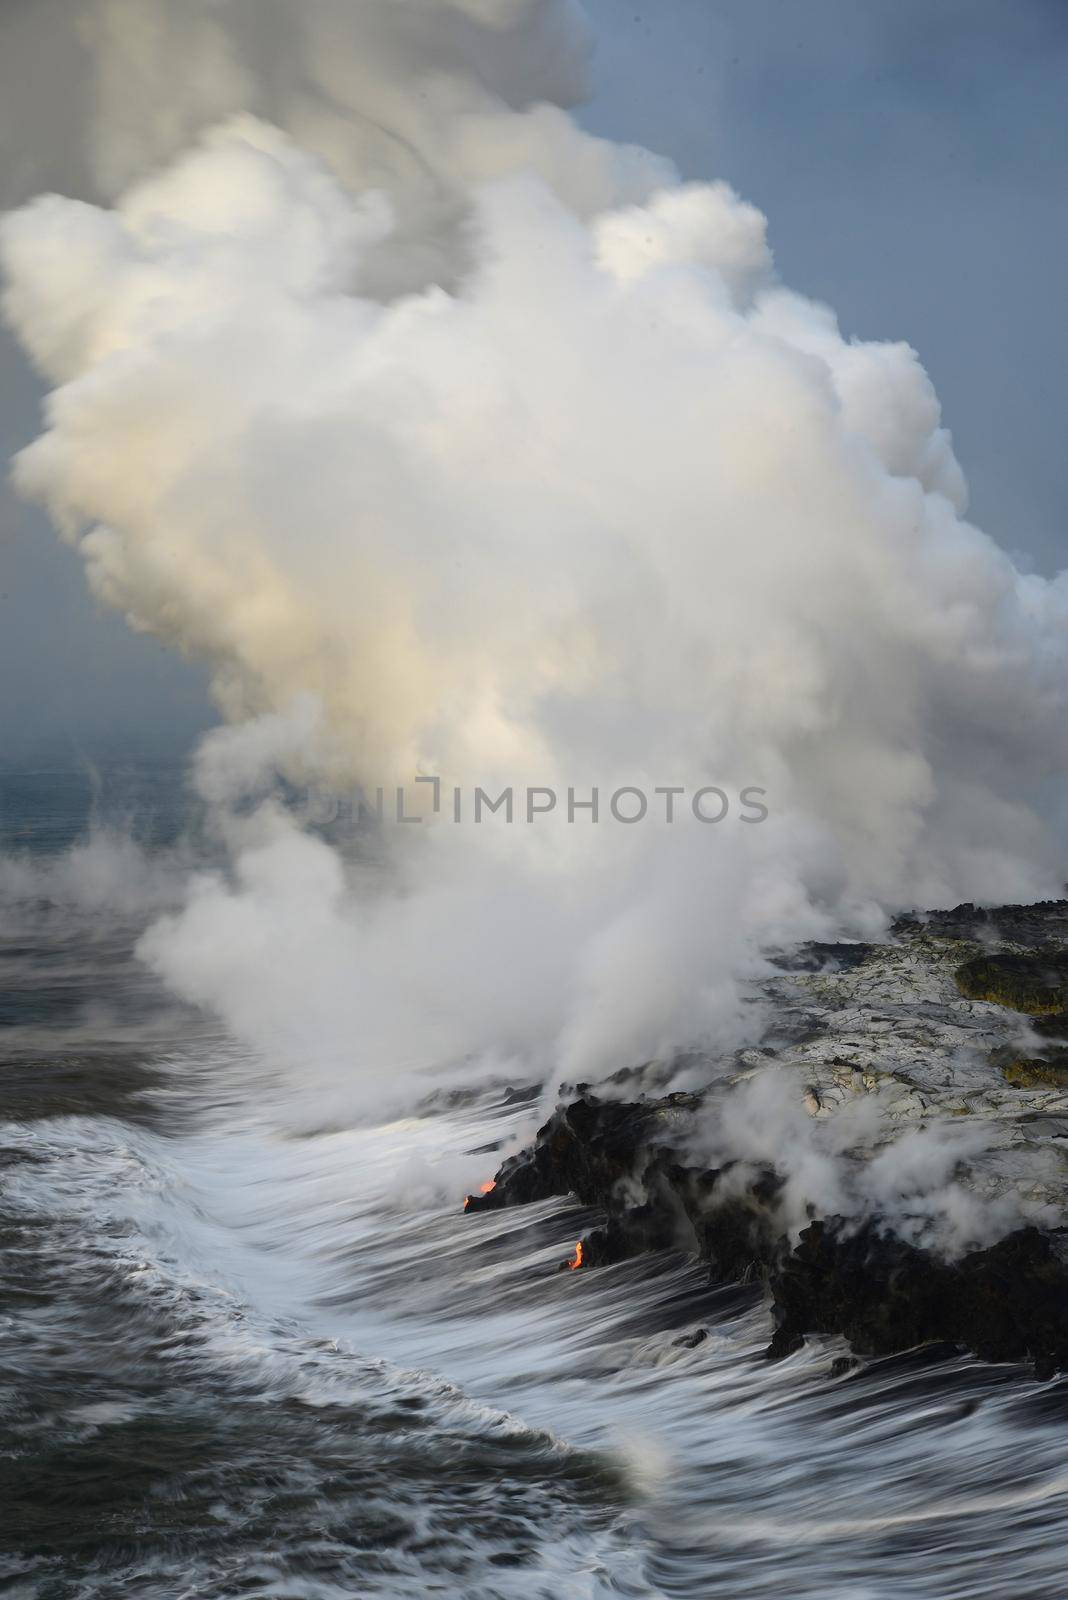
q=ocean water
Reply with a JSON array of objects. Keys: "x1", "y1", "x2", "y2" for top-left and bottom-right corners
[{"x1": 2, "y1": 765, "x2": 1067, "y2": 1599}]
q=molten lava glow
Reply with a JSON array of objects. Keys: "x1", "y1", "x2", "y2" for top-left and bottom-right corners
[
  {"x1": 568, "y1": 1241, "x2": 584, "y2": 1271},
  {"x1": 463, "y1": 1178, "x2": 496, "y2": 1212}
]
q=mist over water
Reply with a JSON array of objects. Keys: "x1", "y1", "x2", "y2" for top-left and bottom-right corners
[{"x1": 3, "y1": 3, "x2": 1068, "y2": 1594}]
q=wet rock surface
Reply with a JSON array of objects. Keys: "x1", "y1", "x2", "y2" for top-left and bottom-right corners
[
  {"x1": 465, "y1": 901, "x2": 1068, "y2": 1375},
  {"x1": 768, "y1": 1218, "x2": 1068, "y2": 1379}
]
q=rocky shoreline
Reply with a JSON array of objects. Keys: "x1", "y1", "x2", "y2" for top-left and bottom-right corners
[{"x1": 464, "y1": 901, "x2": 1068, "y2": 1377}]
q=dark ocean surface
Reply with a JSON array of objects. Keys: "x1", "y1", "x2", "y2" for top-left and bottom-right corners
[{"x1": 1, "y1": 765, "x2": 1066, "y2": 1599}]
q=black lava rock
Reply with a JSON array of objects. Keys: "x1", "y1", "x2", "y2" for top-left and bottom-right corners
[{"x1": 464, "y1": 1090, "x2": 1068, "y2": 1377}]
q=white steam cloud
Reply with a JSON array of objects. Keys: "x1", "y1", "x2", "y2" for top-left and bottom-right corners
[
  {"x1": 3, "y1": 0, "x2": 1068, "y2": 1115},
  {"x1": 703, "y1": 1069, "x2": 1034, "y2": 1258}
]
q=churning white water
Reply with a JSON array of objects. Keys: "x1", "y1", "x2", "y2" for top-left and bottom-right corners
[{"x1": 2, "y1": 778, "x2": 1066, "y2": 1599}]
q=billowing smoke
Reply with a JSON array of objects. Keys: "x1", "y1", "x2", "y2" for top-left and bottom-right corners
[{"x1": 3, "y1": 0, "x2": 1068, "y2": 1116}]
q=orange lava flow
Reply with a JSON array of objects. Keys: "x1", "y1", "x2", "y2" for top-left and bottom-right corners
[
  {"x1": 463, "y1": 1178, "x2": 496, "y2": 1213},
  {"x1": 568, "y1": 1240, "x2": 584, "y2": 1271}
]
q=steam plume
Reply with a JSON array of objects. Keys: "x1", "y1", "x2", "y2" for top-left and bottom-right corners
[{"x1": 3, "y1": 0, "x2": 1067, "y2": 1111}]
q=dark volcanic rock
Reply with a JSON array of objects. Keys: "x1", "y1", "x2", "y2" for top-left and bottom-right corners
[
  {"x1": 994, "y1": 1052, "x2": 1068, "y2": 1090},
  {"x1": 464, "y1": 1089, "x2": 1068, "y2": 1377},
  {"x1": 989, "y1": 1038, "x2": 1068, "y2": 1090},
  {"x1": 955, "y1": 951, "x2": 1068, "y2": 1015},
  {"x1": 464, "y1": 901, "x2": 1068, "y2": 1376},
  {"x1": 896, "y1": 898, "x2": 1068, "y2": 947},
  {"x1": 771, "y1": 941, "x2": 878, "y2": 974},
  {"x1": 769, "y1": 1221, "x2": 1068, "y2": 1378},
  {"x1": 1030, "y1": 1014, "x2": 1068, "y2": 1041},
  {"x1": 465, "y1": 1093, "x2": 695, "y2": 1213},
  {"x1": 465, "y1": 1092, "x2": 783, "y2": 1280}
]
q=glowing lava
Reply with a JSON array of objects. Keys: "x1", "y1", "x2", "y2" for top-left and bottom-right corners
[
  {"x1": 463, "y1": 1179, "x2": 496, "y2": 1213},
  {"x1": 568, "y1": 1241, "x2": 584, "y2": 1271}
]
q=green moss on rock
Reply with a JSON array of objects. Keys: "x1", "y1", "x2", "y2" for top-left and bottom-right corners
[
  {"x1": 955, "y1": 952, "x2": 1068, "y2": 1015},
  {"x1": 990, "y1": 1045, "x2": 1068, "y2": 1089}
]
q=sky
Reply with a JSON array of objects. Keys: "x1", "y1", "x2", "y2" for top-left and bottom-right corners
[{"x1": 1, "y1": 0, "x2": 1066, "y2": 762}]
